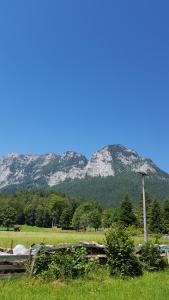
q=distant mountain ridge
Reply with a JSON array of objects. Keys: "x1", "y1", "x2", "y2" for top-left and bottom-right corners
[{"x1": 1, "y1": 145, "x2": 169, "y2": 205}]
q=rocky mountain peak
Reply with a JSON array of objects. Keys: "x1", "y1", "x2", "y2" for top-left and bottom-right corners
[
  {"x1": 0, "y1": 144, "x2": 168, "y2": 190},
  {"x1": 104, "y1": 144, "x2": 138, "y2": 157},
  {"x1": 7, "y1": 152, "x2": 22, "y2": 159}
]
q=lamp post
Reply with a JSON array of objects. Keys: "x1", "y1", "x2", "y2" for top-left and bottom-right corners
[{"x1": 138, "y1": 171, "x2": 148, "y2": 243}]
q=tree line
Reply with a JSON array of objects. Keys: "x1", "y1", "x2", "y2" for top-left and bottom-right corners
[{"x1": 0, "y1": 191, "x2": 169, "y2": 233}]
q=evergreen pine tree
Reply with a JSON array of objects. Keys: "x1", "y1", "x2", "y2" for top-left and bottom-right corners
[
  {"x1": 119, "y1": 194, "x2": 136, "y2": 227},
  {"x1": 149, "y1": 200, "x2": 162, "y2": 233},
  {"x1": 162, "y1": 199, "x2": 169, "y2": 233}
]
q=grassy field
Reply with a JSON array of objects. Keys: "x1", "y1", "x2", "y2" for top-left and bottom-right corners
[
  {"x1": 1, "y1": 226, "x2": 169, "y2": 299},
  {"x1": 1, "y1": 270, "x2": 169, "y2": 300},
  {"x1": 0, "y1": 225, "x2": 169, "y2": 248},
  {"x1": 0, "y1": 226, "x2": 105, "y2": 248}
]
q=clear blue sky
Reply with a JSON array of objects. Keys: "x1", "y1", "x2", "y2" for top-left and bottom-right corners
[{"x1": 0, "y1": 0, "x2": 169, "y2": 172}]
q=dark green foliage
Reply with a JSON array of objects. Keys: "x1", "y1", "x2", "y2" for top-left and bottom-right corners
[
  {"x1": 34, "y1": 247, "x2": 92, "y2": 280},
  {"x1": 102, "y1": 208, "x2": 113, "y2": 228},
  {"x1": 53, "y1": 174, "x2": 141, "y2": 207},
  {"x1": 149, "y1": 200, "x2": 162, "y2": 233},
  {"x1": 139, "y1": 243, "x2": 167, "y2": 272},
  {"x1": 0, "y1": 190, "x2": 168, "y2": 232},
  {"x1": 0, "y1": 208, "x2": 4, "y2": 225},
  {"x1": 24, "y1": 204, "x2": 36, "y2": 226},
  {"x1": 72, "y1": 202, "x2": 99, "y2": 230},
  {"x1": 33, "y1": 250, "x2": 51, "y2": 275},
  {"x1": 59, "y1": 206, "x2": 74, "y2": 228},
  {"x1": 102, "y1": 208, "x2": 120, "y2": 228},
  {"x1": 0, "y1": 191, "x2": 104, "y2": 230},
  {"x1": 35, "y1": 205, "x2": 52, "y2": 227},
  {"x1": 162, "y1": 199, "x2": 169, "y2": 233},
  {"x1": 52, "y1": 173, "x2": 169, "y2": 207},
  {"x1": 88, "y1": 208, "x2": 101, "y2": 231},
  {"x1": 0, "y1": 206, "x2": 17, "y2": 228},
  {"x1": 119, "y1": 194, "x2": 136, "y2": 227},
  {"x1": 105, "y1": 226, "x2": 143, "y2": 278},
  {"x1": 0, "y1": 191, "x2": 80, "y2": 228},
  {"x1": 50, "y1": 196, "x2": 67, "y2": 225}
]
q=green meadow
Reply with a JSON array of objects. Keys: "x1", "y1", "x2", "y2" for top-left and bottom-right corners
[
  {"x1": 1, "y1": 226, "x2": 169, "y2": 300},
  {"x1": 1, "y1": 225, "x2": 169, "y2": 249},
  {"x1": 1, "y1": 270, "x2": 169, "y2": 300},
  {"x1": 0, "y1": 226, "x2": 105, "y2": 248}
]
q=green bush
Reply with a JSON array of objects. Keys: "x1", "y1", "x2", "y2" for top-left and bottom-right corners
[
  {"x1": 139, "y1": 243, "x2": 167, "y2": 272},
  {"x1": 126, "y1": 225, "x2": 142, "y2": 236},
  {"x1": 105, "y1": 226, "x2": 143, "y2": 278},
  {"x1": 34, "y1": 247, "x2": 94, "y2": 280},
  {"x1": 32, "y1": 250, "x2": 51, "y2": 275}
]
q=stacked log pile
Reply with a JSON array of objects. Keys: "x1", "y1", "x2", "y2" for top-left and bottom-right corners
[
  {"x1": 0, "y1": 242, "x2": 106, "y2": 279},
  {"x1": 0, "y1": 254, "x2": 31, "y2": 279}
]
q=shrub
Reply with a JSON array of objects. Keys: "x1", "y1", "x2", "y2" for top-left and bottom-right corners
[
  {"x1": 33, "y1": 247, "x2": 94, "y2": 280},
  {"x1": 139, "y1": 243, "x2": 167, "y2": 272},
  {"x1": 126, "y1": 225, "x2": 142, "y2": 236},
  {"x1": 32, "y1": 250, "x2": 51, "y2": 275},
  {"x1": 105, "y1": 226, "x2": 143, "y2": 278}
]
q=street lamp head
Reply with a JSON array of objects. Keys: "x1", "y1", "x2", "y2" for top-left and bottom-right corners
[{"x1": 137, "y1": 171, "x2": 148, "y2": 176}]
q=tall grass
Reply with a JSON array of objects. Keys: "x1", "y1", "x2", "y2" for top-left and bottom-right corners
[
  {"x1": 1, "y1": 227, "x2": 169, "y2": 299},
  {"x1": 1, "y1": 270, "x2": 169, "y2": 300}
]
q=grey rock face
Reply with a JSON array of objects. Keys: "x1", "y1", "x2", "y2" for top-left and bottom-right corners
[{"x1": 0, "y1": 145, "x2": 168, "y2": 189}]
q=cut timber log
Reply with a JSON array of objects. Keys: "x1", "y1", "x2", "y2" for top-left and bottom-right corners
[
  {"x1": 0, "y1": 255, "x2": 31, "y2": 263},
  {"x1": 0, "y1": 265, "x2": 25, "y2": 271},
  {"x1": 0, "y1": 255, "x2": 32, "y2": 279}
]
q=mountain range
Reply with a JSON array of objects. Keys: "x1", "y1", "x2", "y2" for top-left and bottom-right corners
[{"x1": 1, "y1": 145, "x2": 169, "y2": 206}]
